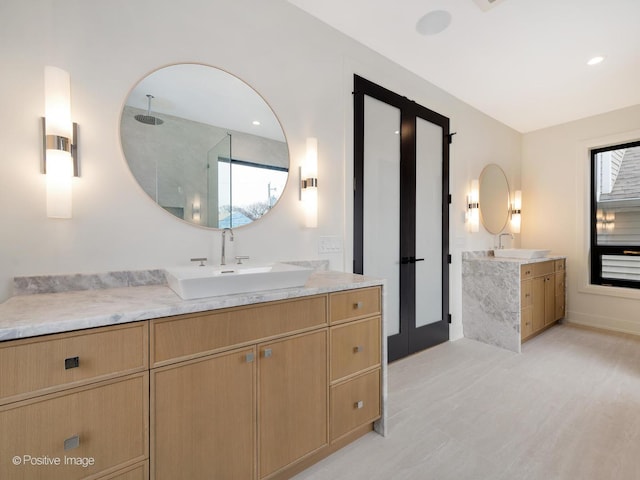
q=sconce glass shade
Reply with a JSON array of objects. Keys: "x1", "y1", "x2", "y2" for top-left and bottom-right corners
[
  {"x1": 44, "y1": 66, "x2": 73, "y2": 218},
  {"x1": 301, "y1": 137, "x2": 318, "y2": 228},
  {"x1": 468, "y1": 179, "x2": 479, "y2": 233},
  {"x1": 511, "y1": 189, "x2": 522, "y2": 234}
]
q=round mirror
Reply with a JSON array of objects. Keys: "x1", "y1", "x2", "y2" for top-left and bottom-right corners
[
  {"x1": 120, "y1": 64, "x2": 289, "y2": 229},
  {"x1": 479, "y1": 164, "x2": 510, "y2": 234}
]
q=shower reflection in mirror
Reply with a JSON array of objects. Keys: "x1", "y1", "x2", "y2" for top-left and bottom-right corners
[{"x1": 120, "y1": 63, "x2": 290, "y2": 229}]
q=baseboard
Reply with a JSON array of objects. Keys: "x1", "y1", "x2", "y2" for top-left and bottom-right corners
[{"x1": 566, "y1": 310, "x2": 640, "y2": 337}]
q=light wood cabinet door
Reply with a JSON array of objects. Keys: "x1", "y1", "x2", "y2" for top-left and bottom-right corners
[
  {"x1": 532, "y1": 276, "x2": 545, "y2": 332},
  {"x1": 152, "y1": 347, "x2": 256, "y2": 480},
  {"x1": 543, "y1": 275, "x2": 555, "y2": 326},
  {"x1": 555, "y1": 270, "x2": 566, "y2": 321},
  {"x1": 258, "y1": 330, "x2": 328, "y2": 479},
  {"x1": 521, "y1": 307, "x2": 533, "y2": 340},
  {"x1": 0, "y1": 373, "x2": 148, "y2": 480}
]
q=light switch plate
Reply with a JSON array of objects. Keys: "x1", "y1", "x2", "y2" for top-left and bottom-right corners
[{"x1": 319, "y1": 236, "x2": 343, "y2": 254}]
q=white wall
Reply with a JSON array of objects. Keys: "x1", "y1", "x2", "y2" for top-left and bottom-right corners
[
  {"x1": 0, "y1": 0, "x2": 521, "y2": 340},
  {"x1": 522, "y1": 104, "x2": 640, "y2": 334}
]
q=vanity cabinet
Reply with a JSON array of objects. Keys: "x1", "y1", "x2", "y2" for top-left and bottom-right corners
[
  {"x1": 0, "y1": 323, "x2": 149, "y2": 480},
  {"x1": 0, "y1": 282, "x2": 382, "y2": 480},
  {"x1": 520, "y1": 259, "x2": 566, "y2": 342}
]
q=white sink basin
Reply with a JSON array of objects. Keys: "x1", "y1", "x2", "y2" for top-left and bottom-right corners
[
  {"x1": 493, "y1": 249, "x2": 550, "y2": 259},
  {"x1": 165, "y1": 263, "x2": 314, "y2": 300}
]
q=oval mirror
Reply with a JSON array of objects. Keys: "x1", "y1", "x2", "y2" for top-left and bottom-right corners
[
  {"x1": 120, "y1": 64, "x2": 289, "y2": 229},
  {"x1": 479, "y1": 164, "x2": 510, "y2": 234}
]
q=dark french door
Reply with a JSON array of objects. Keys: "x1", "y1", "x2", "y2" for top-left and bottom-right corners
[{"x1": 353, "y1": 75, "x2": 450, "y2": 362}]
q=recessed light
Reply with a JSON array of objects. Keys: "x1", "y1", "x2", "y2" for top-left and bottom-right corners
[
  {"x1": 252, "y1": 120, "x2": 261, "y2": 126},
  {"x1": 587, "y1": 56, "x2": 604, "y2": 66},
  {"x1": 416, "y1": 10, "x2": 452, "y2": 36}
]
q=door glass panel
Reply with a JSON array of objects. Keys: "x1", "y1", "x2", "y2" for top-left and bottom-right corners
[
  {"x1": 415, "y1": 117, "x2": 442, "y2": 327},
  {"x1": 363, "y1": 96, "x2": 401, "y2": 336}
]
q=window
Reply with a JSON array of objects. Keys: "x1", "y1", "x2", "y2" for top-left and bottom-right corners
[{"x1": 591, "y1": 141, "x2": 640, "y2": 288}]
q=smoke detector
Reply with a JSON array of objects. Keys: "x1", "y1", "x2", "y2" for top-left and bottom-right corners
[{"x1": 472, "y1": 0, "x2": 506, "y2": 12}]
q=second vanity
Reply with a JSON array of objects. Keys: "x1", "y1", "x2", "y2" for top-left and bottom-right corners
[
  {"x1": 462, "y1": 251, "x2": 566, "y2": 353},
  {"x1": 0, "y1": 270, "x2": 384, "y2": 480}
]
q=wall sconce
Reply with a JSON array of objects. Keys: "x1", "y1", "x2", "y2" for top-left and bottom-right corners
[
  {"x1": 192, "y1": 199, "x2": 201, "y2": 222},
  {"x1": 42, "y1": 66, "x2": 79, "y2": 218},
  {"x1": 510, "y1": 190, "x2": 522, "y2": 234},
  {"x1": 466, "y1": 179, "x2": 479, "y2": 233},
  {"x1": 299, "y1": 137, "x2": 318, "y2": 228},
  {"x1": 596, "y1": 209, "x2": 615, "y2": 232}
]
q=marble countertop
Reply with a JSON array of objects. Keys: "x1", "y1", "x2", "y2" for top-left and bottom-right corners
[
  {"x1": 0, "y1": 271, "x2": 384, "y2": 342},
  {"x1": 462, "y1": 250, "x2": 566, "y2": 265}
]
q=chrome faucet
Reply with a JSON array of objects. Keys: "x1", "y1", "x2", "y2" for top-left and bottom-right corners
[
  {"x1": 498, "y1": 233, "x2": 514, "y2": 249},
  {"x1": 221, "y1": 228, "x2": 234, "y2": 265}
]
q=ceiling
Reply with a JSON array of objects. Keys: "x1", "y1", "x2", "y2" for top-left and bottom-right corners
[
  {"x1": 287, "y1": 0, "x2": 640, "y2": 133},
  {"x1": 126, "y1": 64, "x2": 285, "y2": 142}
]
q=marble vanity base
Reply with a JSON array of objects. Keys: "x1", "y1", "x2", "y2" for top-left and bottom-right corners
[{"x1": 462, "y1": 251, "x2": 521, "y2": 353}]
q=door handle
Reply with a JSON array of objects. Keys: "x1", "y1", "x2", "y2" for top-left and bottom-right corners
[{"x1": 401, "y1": 257, "x2": 425, "y2": 264}]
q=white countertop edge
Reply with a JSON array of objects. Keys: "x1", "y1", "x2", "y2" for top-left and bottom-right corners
[{"x1": 0, "y1": 271, "x2": 385, "y2": 342}]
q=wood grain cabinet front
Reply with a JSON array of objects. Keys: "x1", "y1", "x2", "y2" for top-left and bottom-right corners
[
  {"x1": 0, "y1": 322, "x2": 148, "y2": 405},
  {"x1": 258, "y1": 330, "x2": 328, "y2": 479},
  {"x1": 151, "y1": 347, "x2": 256, "y2": 480},
  {"x1": 520, "y1": 259, "x2": 566, "y2": 342},
  {"x1": 330, "y1": 369, "x2": 381, "y2": 442},
  {"x1": 0, "y1": 373, "x2": 149, "y2": 480},
  {"x1": 330, "y1": 317, "x2": 381, "y2": 382},
  {"x1": 329, "y1": 287, "x2": 381, "y2": 325},
  {"x1": 328, "y1": 288, "x2": 382, "y2": 446}
]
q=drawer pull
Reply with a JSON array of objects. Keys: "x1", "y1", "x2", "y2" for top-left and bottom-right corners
[
  {"x1": 245, "y1": 353, "x2": 255, "y2": 363},
  {"x1": 64, "y1": 356, "x2": 80, "y2": 370},
  {"x1": 353, "y1": 345, "x2": 363, "y2": 353},
  {"x1": 262, "y1": 348, "x2": 272, "y2": 359},
  {"x1": 354, "y1": 400, "x2": 364, "y2": 409},
  {"x1": 354, "y1": 301, "x2": 363, "y2": 310},
  {"x1": 525, "y1": 293, "x2": 531, "y2": 298},
  {"x1": 64, "y1": 434, "x2": 80, "y2": 451}
]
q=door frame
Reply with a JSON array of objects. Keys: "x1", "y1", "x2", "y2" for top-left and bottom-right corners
[{"x1": 353, "y1": 74, "x2": 450, "y2": 362}]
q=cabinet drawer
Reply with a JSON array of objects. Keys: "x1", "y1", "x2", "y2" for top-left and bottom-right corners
[
  {"x1": 0, "y1": 373, "x2": 148, "y2": 480},
  {"x1": 532, "y1": 260, "x2": 554, "y2": 277},
  {"x1": 330, "y1": 317, "x2": 380, "y2": 382},
  {"x1": 329, "y1": 287, "x2": 381, "y2": 325},
  {"x1": 555, "y1": 259, "x2": 566, "y2": 272},
  {"x1": 521, "y1": 279, "x2": 532, "y2": 308},
  {"x1": 520, "y1": 264, "x2": 534, "y2": 280},
  {"x1": 0, "y1": 323, "x2": 148, "y2": 405},
  {"x1": 330, "y1": 369, "x2": 380, "y2": 442},
  {"x1": 98, "y1": 461, "x2": 148, "y2": 480},
  {"x1": 152, "y1": 295, "x2": 327, "y2": 366}
]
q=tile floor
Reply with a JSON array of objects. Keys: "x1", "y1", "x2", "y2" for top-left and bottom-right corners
[{"x1": 293, "y1": 323, "x2": 640, "y2": 479}]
